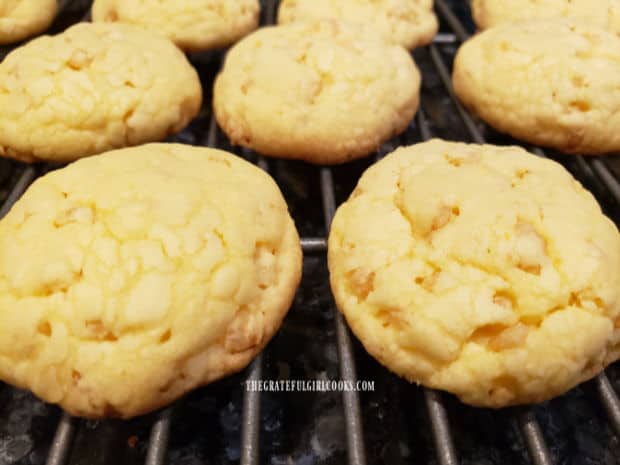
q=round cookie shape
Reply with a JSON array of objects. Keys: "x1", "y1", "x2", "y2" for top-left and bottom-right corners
[
  {"x1": 328, "y1": 139, "x2": 620, "y2": 407},
  {"x1": 277, "y1": 0, "x2": 438, "y2": 50},
  {"x1": 0, "y1": 0, "x2": 57, "y2": 45},
  {"x1": 0, "y1": 143, "x2": 302, "y2": 418},
  {"x1": 214, "y1": 20, "x2": 421, "y2": 165},
  {"x1": 453, "y1": 19, "x2": 620, "y2": 156},
  {"x1": 0, "y1": 23, "x2": 202, "y2": 163},
  {"x1": 471, "y1": 0, "x2": 620, "y2": 33},
  {"x1": 91, "y1": 0, "x2": 260, "y2": 52}
]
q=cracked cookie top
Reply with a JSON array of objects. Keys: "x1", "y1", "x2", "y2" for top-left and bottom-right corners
[
  {"x1": 277, "y1": 0, "x2": 437, "y2": 49},
  {"x1": 92, "y1": 0, "x2": 259, "y2": 52},
  {"x1": 0, "y1": 22, "x2": 202, "y2": 163},
  {"x1": 328, "y1": 139, "x2": 620, "y2": 407},
  {"x1": 453, "y1": 19, "x2": 620, "y2": 155},
  {"x1": 0, "y1": 0, "x2": 57, "y2": 45},
  {"x1": 0, "y1": 143, "x2": 302, "y2": 418},
  {"x1": 213, "y1": 19, "x2": 420, "y2": 165}
]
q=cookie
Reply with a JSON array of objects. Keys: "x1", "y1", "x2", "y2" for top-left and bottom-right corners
[
  {"x1": 214, "y1": 20, "x2": 420, "y2": 165},
  {"x1": 92, "y1": 0, "x2": 259, "y2": 52},
  {"x1": 328, "y1": 139, "x2": 620, "y2": 407},
  {"x1": 453, "y1": 19, "x2": 620, "y2": 155},
  {"x1": 0, "y1": 23, "x2": 202, "y2": 163},
  {"x1": 471, "y1": 0, "x2": 620, "y2": 33},
  {"x1": 0, "y1": 0, "x2": 57, "y2": 45},
  {"x1": 277, "y1": 0, "x2": 438, "y2": 49},
  {"x1": 0, "y1": 143, "x2": 302, "y2": 418}
]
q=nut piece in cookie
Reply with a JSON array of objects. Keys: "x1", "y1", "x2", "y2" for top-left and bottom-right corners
[
  {"x1": 453, "y1": 19, "x2": 620, "y2": 155},
  {"x1": 278, "y1": 0, "x2": 438, "y2": 49},
  {"x1": 0, "y1": 143, "x2": 302, "y2": 418},
  {"x1": 471, "y1": 0, "x2": 620, "y2": 33},
  {"x1": 92, "y1": 0, "x2": 260, "y2": 52},
  {"x1": 0, "y1": 23, "x2": 202, "y2": 163},
  {"x1": 0, "y1": 0, "x2": 58, "y2": 45},
  {"x1": 328, "y1": 139, "x2": 620, "y2": 407},
  {"x1": 214, "y1": 20, "x2": 420, "y2": 165}
]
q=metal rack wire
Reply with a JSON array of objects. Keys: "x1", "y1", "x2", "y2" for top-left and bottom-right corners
[{"x1": 0, "y1": 0, "x2": 619, "y2": 464}]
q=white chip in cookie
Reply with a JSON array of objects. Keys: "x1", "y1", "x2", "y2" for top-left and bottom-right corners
[
  {"x1": 0, "y1": 0, "x2": 57, "y2": 45},
  {"x1": 0, "y1": 22, "x2": 202, "y2": 163},
  {"x1": 453, "y1": 19, "x2": 620, "y2": 155},
  {"x1": 471, "y1": 0, "x2": 620, "y2": 33},
  {"x1": 328, "y1": 139, "x2": 620, "y2": 407},
  {"x1": 0, "y1": 143, "x2": 302, "y2": 418},
  {"x1": 92, "y1": 0, "x2": 260, "y2": 52},
  {"x1": 277, "y1": 0, "x2": 438, "y2": 49},
  {"x1": 214, "y1": 20, "x2": 420, "y2": 165}
]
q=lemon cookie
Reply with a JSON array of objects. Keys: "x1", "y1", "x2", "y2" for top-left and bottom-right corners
[
  {"x1": 277, "y1": 0, "x2": 438, "y2": 49},
  {"x1": 0, "y1": 143, "x2": 302, "y2": 418},
  {"x1": 214, "y1": 20, "x2": 420, "y2": 165},
  {"x1": 92, "y1": 0, "x2": 259, "y2": 52},
  {"x1": 471, "y1": 0, "x2": 620, "y2": 33},
  {"x1": 328, "y1": 139, "x2": 620, "y2": 407},
  {"x1": 0, "y1": 23, "x2": 201, "y2": 163},
  {"x1": 453, "y1": 19, "x2": 620, "y2": 155},
  {"x1": 0, "y1": 0, "x2": 57, "y2": 45}
]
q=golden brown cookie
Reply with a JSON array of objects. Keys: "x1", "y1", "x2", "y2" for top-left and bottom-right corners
[
  {"x1": 328, "y1": 139, "x2": 620, "y2": 407},
  {"x1": 278, "y1": 0, "x2": 438, "y2": 49},
  {"x1": 0, "y1": 0, "x2": 57, "y2": 45},
  {"x1": 471, "y1": 0, "x2": 620, "y2": 33},
  {"x1": 92, "y1": 0, "x2": 260, "y2": 52},
  {"x1": 0, "y1": 143, "x2": 302, "y2": 418},
  {"x1": 0, "y1": 23, "x2": 202, "y2": 163},
  {"x1": 214, "y1": 20, "x2": 420, "y2": 164},
  {"x1": 453, "y1": 19, "x2": 620, "y2": 155}
]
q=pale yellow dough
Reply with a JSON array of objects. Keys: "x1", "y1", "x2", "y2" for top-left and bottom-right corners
[
  {"x1": 471, "y1": 0, "x2": 620, "y2": 33},
  {"x1": 0, "y1": 0, "x2": 57, "y2": 45},
  {"x1": 214, "y1": 20, "x2": 421, "y2": 165},
  {"x1": 0, "y1": 143, "x2": 302, "y2": 418},
  {"x1": 0, "y1": 23, "x2": 202, "y2": 163},
  {"x1": 278, "y1": 0, "x2": 438, "y2": 49},
  {"x1": 453, "y1": 19, "x2": 620, "y2": 155},
  {"x1": 328, "y1": 140, "x2": 620, "y2": 407},
  {"x1": 92, "y1": 0, "x2": 260, "y2": 52}
]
